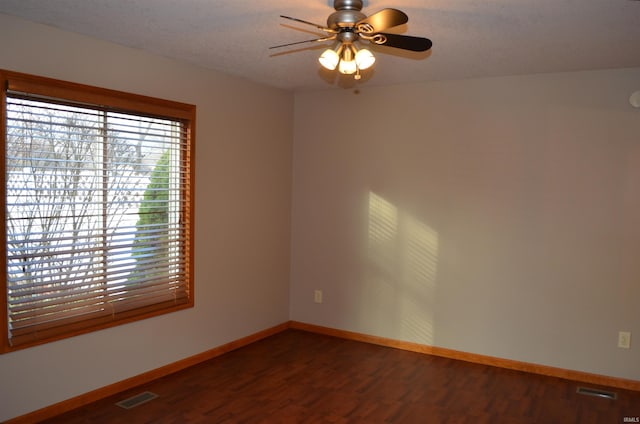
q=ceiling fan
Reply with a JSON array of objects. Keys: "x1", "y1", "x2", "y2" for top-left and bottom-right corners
[{"x1": 270, "y1": 0, "x2": 432, "y2": 80}]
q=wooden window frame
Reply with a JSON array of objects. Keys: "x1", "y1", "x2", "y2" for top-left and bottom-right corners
[{"x1": 1, "y1": 70, "x2": 195, "y2": 352}]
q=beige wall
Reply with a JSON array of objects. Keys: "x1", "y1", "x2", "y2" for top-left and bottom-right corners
[
  {"x1": 0, "y1": 13, "x2": 293, "y2": 421},
  {"x1": 291, "y1": 68, "x2": 640, "y2": 381}
]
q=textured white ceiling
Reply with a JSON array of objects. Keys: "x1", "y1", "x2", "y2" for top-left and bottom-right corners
[{"x1": 0, "y1": 0, "x2": 639, "y2": 91}]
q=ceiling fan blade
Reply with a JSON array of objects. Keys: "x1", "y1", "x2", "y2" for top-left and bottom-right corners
[
  {"x1": 373, "y1": 33, "x2": 432, "y2": 52},
  {"x1": 280, "y1": 15, "x2": 335, "y2": 33},
  {"x1": 269, "y1": 35, "x2": 336, "y2": 49},
  {"x1": 356, "y1": 8, "x2": 408, "y2": 33}
]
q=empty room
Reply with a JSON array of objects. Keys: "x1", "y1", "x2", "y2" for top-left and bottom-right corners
[{"x1": 0, "y1": 0, "x2": 639, "y2": 422}]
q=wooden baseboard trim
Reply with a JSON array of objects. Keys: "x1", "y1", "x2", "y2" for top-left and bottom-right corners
[
  {"x1": 289, "y1": 321, "x2": 640, "y2": 392},
  {"x1": 5, "y1": 322, "x2": 289, "y2": 424}
]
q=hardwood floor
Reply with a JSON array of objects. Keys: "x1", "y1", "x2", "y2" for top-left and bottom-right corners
[{"x1": 42, "y1": 330, "x2": 640, "y2": 423}]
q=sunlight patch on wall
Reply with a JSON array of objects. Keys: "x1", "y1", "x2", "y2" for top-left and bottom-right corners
[
  {"x1": 366, "y1": 192, "x2": 439, "y2": 345},
  {"x1": 399, "y1": 217, "x2": 438, "y2": 342},
  {"x1": 368, "y1": 192, "x2": 399, "y2": 276}
]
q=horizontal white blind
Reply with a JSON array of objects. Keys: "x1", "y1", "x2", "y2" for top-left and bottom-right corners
[{"x1": 5, "y1": 92, "x2": 192, "y2": 347}]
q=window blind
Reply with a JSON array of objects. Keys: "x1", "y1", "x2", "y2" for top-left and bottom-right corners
[{"x1": 2, "y1": 72, "x2": 194, "y2": 350}]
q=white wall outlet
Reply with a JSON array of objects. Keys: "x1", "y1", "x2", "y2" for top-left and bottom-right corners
[
  {"x1": 314, "y1": 289, "x2": 323, "y2": 304},
  {"x1": 618, "y1": 331, "x2": 631, "y2": 349}
]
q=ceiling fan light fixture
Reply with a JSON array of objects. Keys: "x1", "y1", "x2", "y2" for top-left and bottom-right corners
[
  {"x1": 337, "y1": 45, "x2": 357, "y2": 74},
  {"x1": 319, "y1": 48, "x2": 340, "y2": 70},
  {"x1": 338, "y1": 59, "x2": 357, "y2": 74},
  {"x1": 355, "y1": 48, "x2": 375, "y2": 70}
]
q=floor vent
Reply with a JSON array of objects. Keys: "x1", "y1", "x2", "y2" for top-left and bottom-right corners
[
  {"x1": 576, "y1": 386, "x2": 617, "y2": 400},
  {"x1": 116, "y1": 391, "x2": 159, "y2": 409}
]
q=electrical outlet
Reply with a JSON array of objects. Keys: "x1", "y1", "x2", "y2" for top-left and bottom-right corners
[
  {"x1": 314, "y1": 290, "x2": 323, "y2": 304},
  {"x1": 618, "y1": 331, "x2": 631, "y2": 349}
]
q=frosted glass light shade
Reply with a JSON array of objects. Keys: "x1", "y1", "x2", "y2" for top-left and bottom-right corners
[
  {"x1": 355, "y1": 49, "x2": 375, "y2": 70},
  {"x1": 319, "y1": 49, "x2": 340, "y2": 70},
  {"x1": 630, "y1": 90, "x2": 640, "y2": 108},
  {"x1": 338, "y1": 59, "x2": 357, "y2": 74}
]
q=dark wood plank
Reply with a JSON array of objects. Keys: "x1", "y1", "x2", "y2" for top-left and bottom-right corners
[{"x1": 42, "y1": 330, "x2": 640, "y2": 423}]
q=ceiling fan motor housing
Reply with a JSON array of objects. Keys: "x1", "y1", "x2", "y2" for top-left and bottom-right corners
[
  {"x1": 328, "y1": 0, "x2": 366, "y2": 30},
  {"x1": 334, "y1": 0, "x2": 363, "y2": 11}
]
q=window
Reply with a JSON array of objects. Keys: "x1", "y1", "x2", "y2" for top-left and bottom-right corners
[{"x1": 1, "y1": 70, "x2": 195, "y2": 352}]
